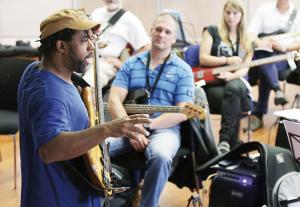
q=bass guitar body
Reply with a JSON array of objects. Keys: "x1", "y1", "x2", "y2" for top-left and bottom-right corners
[
  {"x1": 192, "y1": 52, "x2": 300, "y2": 85},
  {"x1": 82, "y1": 87, "x2": 112, "y2": 196},
  {"x1": 192, "y1": 67, "x2": 224, "y2": 85}
]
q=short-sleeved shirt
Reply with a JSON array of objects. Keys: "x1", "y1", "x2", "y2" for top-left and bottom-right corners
[
  {"x1": 205, "y1": 25, "x2": 246, "y2": 59},
  {"x1": 112, "y1": 51, "x2": 195, "y2": 130},
  {"x1": 18, "y1": 61, "x2": 102, "y2": 207},
  {"x1": 91, "y1": 7, "x2": 150, "y2": 57},
  {"x1": 83, "y1": 7, "x2": 151, "y2": 88},
  {"x1": 248, "y1": 2, "x2": 300, "y2": 35},
  {"x1": 248, "y1": 2, "x2": 300, "y2": 44}
]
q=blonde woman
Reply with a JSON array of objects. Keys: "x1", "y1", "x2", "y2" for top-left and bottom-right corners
[{"x1": 199, "y1": 0, "x2": 253, "y2": 153}]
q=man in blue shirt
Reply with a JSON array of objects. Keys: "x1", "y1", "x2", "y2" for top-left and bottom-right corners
[
  {"x1": 17, "y1": 9, "x2": 150, "y2": 207},
  {"x1": 107, "y1": 13, "x2": 195, "y2": 207}
]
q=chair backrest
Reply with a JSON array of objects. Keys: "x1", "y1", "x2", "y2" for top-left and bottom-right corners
[
  {"x1": 164, "y1": 10, "x2": 189, "y2": 46},
  {"x1": 285, "y1": 62, "x2": 300, "y2": 85},
  {"x1": 183, "y1": 44, "x2": 200, "y2": 67},
  {"x1": 0, "y1": 57, "x2": 34, "y2": 111}
]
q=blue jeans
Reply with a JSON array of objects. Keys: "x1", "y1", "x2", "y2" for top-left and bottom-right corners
[
  {"x1": 249, "y1": 51, "x2": 289, "y2": 114},
  {"x1": 106, "y1": 128, "x2": 181, "y2": 207}
]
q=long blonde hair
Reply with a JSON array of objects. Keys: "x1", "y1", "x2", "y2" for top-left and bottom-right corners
[{"x1": 219, "y1": 0, "x2": 252, "y2": 54}]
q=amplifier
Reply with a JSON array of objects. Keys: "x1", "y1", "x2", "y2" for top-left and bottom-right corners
[{"x1": 209, "y1": 158, "x2": 263, "y2": 207}]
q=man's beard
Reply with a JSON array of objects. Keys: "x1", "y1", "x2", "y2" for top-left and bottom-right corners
[
  {"x1": 68, "y1": 48, "x2": 90, "y2": 73},
  {"x1": 72, "y1": 59, "x2": 85, "y2": 73}
]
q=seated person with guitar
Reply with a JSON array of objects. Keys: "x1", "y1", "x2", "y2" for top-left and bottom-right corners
[
  {"x1": 17, "y1": 9, "x2": 151, "y2": 207},
  {"x1": 248, "y1": 0, "x2": 300, "y2": 131},
  {"x1": 82, "y1": 0, "x2": 150, "y2": 91},
  {"x1": 107, "y1": 13, "x2": 195, "y2": 207},
  {"x1": 199, "y1": 0, "x2": 253, "y2": 153}
]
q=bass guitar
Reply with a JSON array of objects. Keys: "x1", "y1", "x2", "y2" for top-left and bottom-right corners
[
  {"x1": 104, "y1": 89, "x2": 206, "y2": 120},
  {"x1": 81, "y1": 48, "x2": 113, "y2": 196},
  {"x1": 193, "y1": 52, "x2": 300, "y2": 85}
]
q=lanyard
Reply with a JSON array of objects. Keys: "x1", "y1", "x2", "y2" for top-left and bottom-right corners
[
  {"x1": 228, "y1": 35, "x2": 240, "y2": 56},
  {"x1": 145, "y1": 52, "x2": 170, "y2": 96}
]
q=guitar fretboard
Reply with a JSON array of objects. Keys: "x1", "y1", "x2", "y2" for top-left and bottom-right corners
[
  {"x1": 212, "y1": 53, "x2": 292, "y2": 75},
  {"x1": 103, "y1": 103, "x2": 182, "y2": 114}
]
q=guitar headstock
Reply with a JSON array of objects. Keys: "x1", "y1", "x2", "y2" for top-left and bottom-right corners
[
  {"x1": 181, "y1": 103, "x2": 206, "y2": 120},
  {"x1": 294, "y1": 51, "x2": 300, "y2": 61}
]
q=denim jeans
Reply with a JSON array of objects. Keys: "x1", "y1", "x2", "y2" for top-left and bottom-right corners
[
  {"x1": 250, "y1": 51, "x2": 289, "y2": 114},
  {"x1": 106, "y1": 128, "x2": 181, "y2": 207}
]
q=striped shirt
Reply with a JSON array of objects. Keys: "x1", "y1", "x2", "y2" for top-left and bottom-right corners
[{"x1": 112, "y1": 51, "x2": 195, "y2": 121}]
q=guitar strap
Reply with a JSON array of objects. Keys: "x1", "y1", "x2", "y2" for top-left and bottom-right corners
[
  {"x1": 286, "y1": 8, "x2": 298, "y2": 33},
  {"x1": 64, "y1": 161, "x2": 104, "y2": 194},
  {"x1": 257, "y1": 8, "x2": 298, "y2": 38},
  {"x1": 71, "y1": 73, "x2": 90, "y2": 88},
  {"x1": 98, "y1": 9, "x2": 126, "y2": 37},
  {"x1": 228, "y1": 34, "x2": 240, "y2": 56},
  {"x1": 95, "y1": 9, "x2": 127, "y2": 93},
  {"x1": 285, "y1": 8, "x2": 298, "y2": 71}
]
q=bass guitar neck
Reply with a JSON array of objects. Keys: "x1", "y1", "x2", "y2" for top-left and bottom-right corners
[
  {"x1": 193, "y1": 52, "x2": 298, "y2": 85},
  {"x1": 103, "y1": 103, "x2": 206, "y2": 120}
]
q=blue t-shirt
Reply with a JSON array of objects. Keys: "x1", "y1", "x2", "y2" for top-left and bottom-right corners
[
  {"x1": 112, "y1": 51, "x2": 195, "y2": 130},
  {"x1": 18, "y1": 61, "x2": 102, "y2": 207}
]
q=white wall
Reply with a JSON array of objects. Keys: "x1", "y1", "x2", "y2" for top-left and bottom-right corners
[
  {"x1": 0, "y1": 0, "x2": 300, "y2": 46},
  {"x1": 82, "y1": 0, "x2": 300, "y2": 44},
  {"x1": 0, "y1": 0, "x2": 78, "y2": 47}
]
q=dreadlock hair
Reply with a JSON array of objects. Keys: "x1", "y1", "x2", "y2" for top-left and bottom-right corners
[{"x1": 38, "y1": 28, "x2": 77, "y2": 60}]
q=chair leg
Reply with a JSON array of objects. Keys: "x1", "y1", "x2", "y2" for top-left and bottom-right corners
[
  {"x1": 246, "y1": 111, "x2": 252, "y2": 142},
  {"x1": 241, "y1": 111, "x2": 252, "y2": 142},
  {"x1": 188, "y1": 134, "x2": 203, "y2": 207},
  {"x1": 13, "y1": 134, "x2": 17, "y2": 189},
  {"x1": 281, "y1": 80, "x2": 287, "y2": 110},
  {"x1": 186, "y1": 192, "x2": 202, "y2": 207},
  {"x1": 0, "y1": 145, "x2": 2, "y2": 161}
]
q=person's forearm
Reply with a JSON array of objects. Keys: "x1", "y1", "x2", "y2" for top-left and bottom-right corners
[
  {"x1": 108, "y1": 97, "x2": 128, "y2": 119},
  {"x1": 232, "y1": 52, "x2": 252, "y2": 78},
  {"x1": 286, "y1": 41, "x2": 300, "y2": 52},
  {"x1": 38, "y1": 125, "x2": 111, "y2": 163},
  {"x1": 233, "y1": 68, "x2": 248, "y2": 79},
  {"x1": 200, "y1": 54, "x2": 227, "y2": 67},
  {"x1": 149, "y1": 113, "x2": 187, "y2": 130},
  {"x1": 108, "y1": 87, "x2": 128, "y2": 119},
  {"x1": 111, "y1": 57, "x2": 123, "y2": 69}
]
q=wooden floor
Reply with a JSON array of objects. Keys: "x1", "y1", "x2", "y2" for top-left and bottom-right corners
[{"x1": 0, "y1": 83, "x2": 299, "y2": 207}]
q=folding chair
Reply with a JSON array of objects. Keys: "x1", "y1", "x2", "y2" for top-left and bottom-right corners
[{"x1": 0, "y1": 57, "x2": 34, "y2": 188}]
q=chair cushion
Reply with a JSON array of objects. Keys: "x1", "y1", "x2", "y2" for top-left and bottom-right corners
[
  {"x1": 0, "y1": 57, "x2": 34, "y2": 111},
  {"x1": 0, "y1": 110, "x2": 19, "y2": 134},
  {"x1": 183, "y1": 44, "x2": 200, "y2": 67},
  {"x1": 278, "y1": 68, "x2": 292, "y2": 81}
]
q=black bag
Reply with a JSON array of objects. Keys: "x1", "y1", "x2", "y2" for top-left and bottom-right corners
[
  {"x1": 272, "y1": 171, "x2": 300, "y2": 207},
  {"x1": 209, "y1": 156, "x2": 263, "y2": 207},
  {"x1": 169, "y1": 87, "x2": 219, "y2": 190},
  {"x1": 198, "y1": 141, "x2": 300, "y2": 207}
]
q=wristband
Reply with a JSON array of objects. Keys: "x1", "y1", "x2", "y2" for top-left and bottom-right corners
[{"x1": 143, "y1": 124, "x2": 151, "y2": 132}]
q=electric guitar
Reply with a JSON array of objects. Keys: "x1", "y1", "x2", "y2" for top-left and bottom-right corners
[
  {"x1": 104, "y1": 89, "x2": 206, "y2": 120},
  {"x1": 81, "y1": 48, "x2": 113, "y2": 196},
  {"x1": 193, "y1": 52, "x2": 300, "y2": 85}
]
